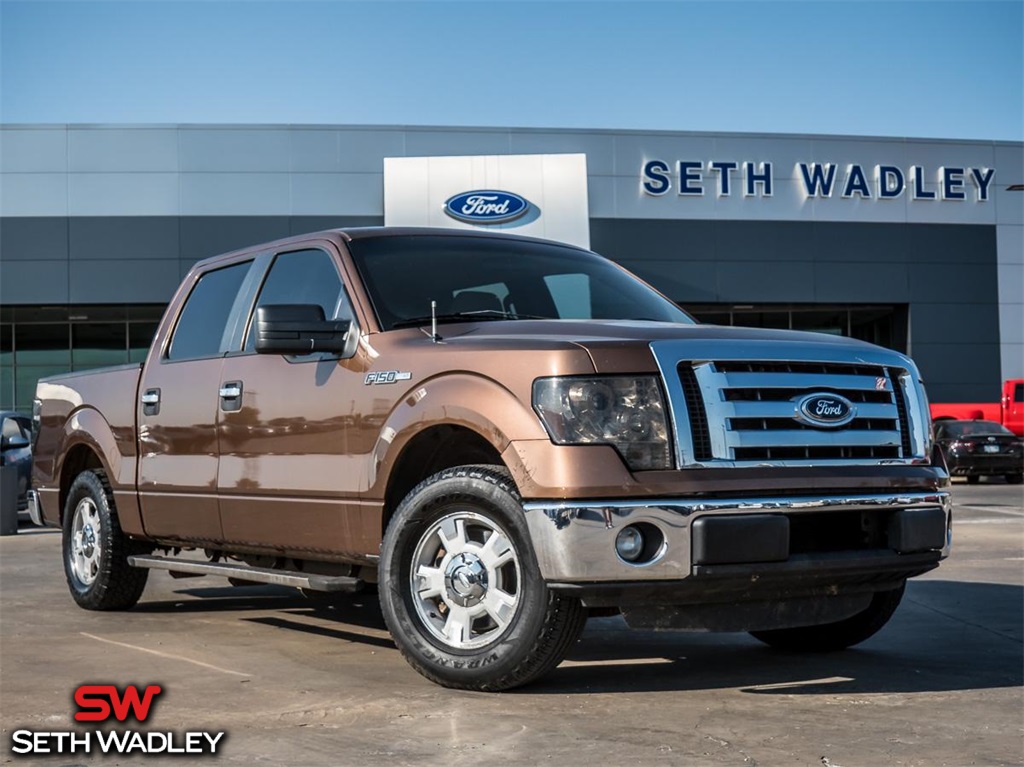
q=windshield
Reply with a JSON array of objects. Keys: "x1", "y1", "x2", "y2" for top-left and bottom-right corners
[
  {"x1": 939, "y1": 421, "x2": 1013, "y2": 438},
  {"x1": 346, "y1": 235, "x2": 694, "y2": 331}
]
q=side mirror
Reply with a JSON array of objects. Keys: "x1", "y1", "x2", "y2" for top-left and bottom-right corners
[
  {"x1": 255, "y1": 304, "x2": 351, "y2": 355},
  {"x1": 1, "y1": 433, "x2": 30, "y2": 451}
]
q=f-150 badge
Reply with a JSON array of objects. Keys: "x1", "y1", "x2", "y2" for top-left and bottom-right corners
[{"x1": 365, "y1": 371, "x2": 412, "y2": 385}]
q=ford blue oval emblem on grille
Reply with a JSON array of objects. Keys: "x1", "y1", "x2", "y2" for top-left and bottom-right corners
[
  {"x1": 795, "y1": 393, "x2": 857, "y2": 428},
  {"x1": 443, "y1": 190, "x2": 529, "y2": 224}
]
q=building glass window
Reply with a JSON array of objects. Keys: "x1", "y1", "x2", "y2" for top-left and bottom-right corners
[
  {"x1": 683, "y1": 304, "x2": 908, "y2": 354},
  {"x1": 0, "y1": 305, "x2": 168, "y2": 411},
  {"x1": 0, "y1": 324, "x2": 12, "y2": 411},
  {"x1": 72, "y1": 324, "x2": 129, "y2": 368}
]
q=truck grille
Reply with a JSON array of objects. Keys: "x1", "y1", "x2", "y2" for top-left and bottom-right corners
[{"x1": 672, "y1": 357, "x2": 915, "y2": 466}]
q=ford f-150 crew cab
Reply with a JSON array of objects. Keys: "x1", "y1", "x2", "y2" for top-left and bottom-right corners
[{"x1": 30, "y1": 227, "x2": 951, "y2": 690}]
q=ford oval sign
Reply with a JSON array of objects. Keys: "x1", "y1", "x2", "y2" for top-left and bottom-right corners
[
  {"x1": 795, "y1": 393, "x2": 857, "y2": 428},
  {"x1": 443, "y1": 190, "x2": 529, "y2": 224}
]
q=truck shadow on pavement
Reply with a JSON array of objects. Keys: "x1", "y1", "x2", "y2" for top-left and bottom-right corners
[
  {"x1": 533, "y1": 580, "x2": 1023, "y2": 696},
  {"x1": 133, "y1": 579, "x2": 1021, "y2": 696}
]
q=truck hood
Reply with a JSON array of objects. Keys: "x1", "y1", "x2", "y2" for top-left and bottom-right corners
[{"x1": 433, "y1": 319, "x2": 899, "y2": 374}]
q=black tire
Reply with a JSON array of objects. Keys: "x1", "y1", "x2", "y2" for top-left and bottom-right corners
[
  {"x1": 966, "y1": 475, "x2": 981, "y2": 485},
  {"x1": 379, "y1": 465, "x2": 586, "y2": 691},
  {"x1": 1005, "y1": 474, "x2": 1023, "y2": 485},
  {"x1": 749, "y1": 584, "x2": 905, "y2": 652},
  {"x1": 62, "y1": 469, "x2": 150, "y2": 610}
]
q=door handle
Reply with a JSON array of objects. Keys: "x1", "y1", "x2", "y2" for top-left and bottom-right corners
[
  {"x1": 219, "y1": 381, "x2": 243, "y2": 412},
  {"x1": 141, "y1": 388, "x2": 161, "y2": 416},
  {"x1": 219, "y1": 385, "x2": 242, "y2": 399}
]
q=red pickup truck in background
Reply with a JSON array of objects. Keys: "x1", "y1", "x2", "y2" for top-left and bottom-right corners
[{"x1": 930, "y1": 379, "x2": 1024, "y2": 436}]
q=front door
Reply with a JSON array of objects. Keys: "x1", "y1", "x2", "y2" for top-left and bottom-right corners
[
  {"x1": 216, "y1": 246, "x2": 377, "y2": 557},
  {"x1": 137, "y1": 259, "x2": 255, "y2": 542}
]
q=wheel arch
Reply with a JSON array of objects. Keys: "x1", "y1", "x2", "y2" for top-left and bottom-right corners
[
  {"x1": 382, "y1": 424, "x2": 505, "y2": 535},
  {"x1": 371, "y1": 373, "x2": 548, "y2": 533},
  {"x1": 59, "y1": 442, "x2": 106, "y2": 522}
]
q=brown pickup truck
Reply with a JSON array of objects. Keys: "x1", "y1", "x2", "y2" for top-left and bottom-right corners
[{"x1": 30, "y1": 227, "x2": 951, "y2": 690}]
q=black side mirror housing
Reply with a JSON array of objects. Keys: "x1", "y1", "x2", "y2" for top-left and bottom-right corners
[
  {"x1": 1, "y1": 434, "x2": 30, "y2": 451},
  {"x1": 255, "y1": 304, "x2": 351, "y2": 355}
]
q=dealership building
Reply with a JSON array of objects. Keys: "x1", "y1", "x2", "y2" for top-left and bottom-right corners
[{"x1": 0, "y1": 124, "x2": 1021, "y2": 412}]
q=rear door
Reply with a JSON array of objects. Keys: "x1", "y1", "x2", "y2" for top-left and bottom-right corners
[
  {"x1": 216, "y1": 244, "x2": 378, "y2": 557},
  {"x1": 137, "y1": 258, "x2": 260, "y2": 541}
]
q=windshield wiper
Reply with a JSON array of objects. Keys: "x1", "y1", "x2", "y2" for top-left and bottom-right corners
[{"x1": 391, "y1": 310, "x2": 550, "y2": 329}]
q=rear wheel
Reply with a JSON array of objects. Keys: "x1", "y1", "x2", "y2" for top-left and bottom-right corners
[
  {"x1": 749, "y1": 585, "x2": 905, "y2": 652},
  {"x1": 379, "y1": 465, "x2": 586, "y2": 691},
  {"x1": 966, "y1": 475, "x2": 981, "y2": 485},
  {"x1": 62, "y1": 470, "x2": 150, "y2": 610}
]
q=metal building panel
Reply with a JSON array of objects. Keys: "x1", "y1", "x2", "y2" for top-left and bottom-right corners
[
  {"x1": 179, "y1": 173, "x2": 290, "y2": 215},
  {"x1": 291, "y1": 173, "x2": 384, "y2": 216},
  {"x1": 999, "y1": 304, "x2": 1023, "y2": 344},
  {"x1": 809, "y1": 190, "x2": 909, "y2": 223},
  {"x1": 69, "y1": 217, "x2": 180, "y2": 260},
  {"x1": 0, "y1": 173, "x2": 68, "y2": 216},
  {"x1": 0, "y1": 259, "x2": 69, "y2": 303},
  {"x1": 289, "y1": 130, "x2": 341, "y2": 172},
  {"x1": 179, "y1": 129, "x2": 291, "y2": 172},
  {"x1": 1001, "y1": 342, "x2": 1024, "y2": 380},
  {"x1": 712, "y1": 136, "x2": 814, "y2": 180},
  {"x1": 997, "y1": 224, "x2": 1023, "y2": 265},
  {"x1": 0, "y1": 127, "x2": 67, "y2": 173},
  {"x1": 178, "y1": 216, "x2": 291, "y2": 259},
  {"x1": 510, "y1": 132, "x2": 615, "y2": 175},
  {"x1": 0, "y1": 217, "x2": 68, "y2": 260},
  {"x1": 69, "y1": 173, "x2": 179, "y2": 216},
  {"x1": 335, "y1": 129, "x2": 406, "y2": 173},
  {"x1": 69, "y1": 128, "x2": 178, "y2": 172},
  {"x1": 997, "y1": 263, "x2": 1023, "y2": 306},
  {"x1": 404, "y1": 130, "x2": 511, "y2": 158},
  {"x1": 69, "y1": 259, "x2": 180, "y2": 303},
  {"x1": 812, "y1": 261, "x2": 910, "y2": 303},
  {"x1": 586, "y1": 175, "x2": 615, "y2": 218}
]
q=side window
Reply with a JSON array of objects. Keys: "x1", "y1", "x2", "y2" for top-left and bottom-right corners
[
  {"x1": 1015, "y1": 383, "x2": 1023, "y2": 403},
  {"x1": 244, "y1": 249, "x2": 349, "y2": 352},
  {"x1": 2, "y1": 417, "x2": 24, "y2": 441},
  {"x1": 168, "y1": 262, "x2": 252, "y2": 361}
]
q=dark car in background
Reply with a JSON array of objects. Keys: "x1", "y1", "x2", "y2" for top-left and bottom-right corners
[
  {"x1": 1, "y1": 411, "x2": 33, "y2": 511},
  {"x1": 934, "y1": 420, "x2": 1024, "y2": 484}
]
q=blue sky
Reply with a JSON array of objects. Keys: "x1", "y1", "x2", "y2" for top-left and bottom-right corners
[{"x1": 1, "y1": 1, "x2": 1021, "y2": 140}]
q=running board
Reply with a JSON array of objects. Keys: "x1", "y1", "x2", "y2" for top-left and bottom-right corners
[{"x1": 127, "y1": 555, "x2": 364, "y2": 593}]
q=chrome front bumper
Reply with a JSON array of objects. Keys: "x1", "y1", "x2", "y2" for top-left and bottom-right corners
[
  {"x1": 26, "y1": 490, "x2": 44, "y2": 527},
  {"x1": 522, "y1": 491, "x2": 952, "y2": 583}
]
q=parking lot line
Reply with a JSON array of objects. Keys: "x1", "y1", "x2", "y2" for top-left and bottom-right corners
[{"x1": 80, "y1": 632, "x2": 251, "y2": 678}]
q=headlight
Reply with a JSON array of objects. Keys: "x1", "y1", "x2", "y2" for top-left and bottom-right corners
[{"x1": 532, "y1": 376, "x2": 672, "y2": 471}]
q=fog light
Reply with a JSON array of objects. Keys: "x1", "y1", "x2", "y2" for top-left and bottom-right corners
[{"x1": 615, "y1": 525, "x2": 645, "y2": 562}]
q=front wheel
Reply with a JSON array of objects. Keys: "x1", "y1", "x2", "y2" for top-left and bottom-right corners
[
  {"x1": 379, "y1": 465, "x2": 586, "y2": 691},
  {"x1": 749, "y1": 584, "x2": 905, "y2": 652},
  {"x1": 1005, "y1": 474, "x2": 1023, "y2": 485},
  {"x1": 62, "y1": 469, "x2": 150, "y2": 610},
  {"x1": 966, "y1": 475, "x2": 981, "y2": 485}
]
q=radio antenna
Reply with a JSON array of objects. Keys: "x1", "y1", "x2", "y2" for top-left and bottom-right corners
[{"x1": 430, "y1": 300, "x2": 438, "y2": 343}]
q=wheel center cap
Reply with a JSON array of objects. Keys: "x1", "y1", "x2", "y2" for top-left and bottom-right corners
[
  {"x1": 81, "y1": 524, "x2": 96, "y2": 555},
  {"x1": 444, "y1": 552, "x2": 488, "y2": 606}
]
